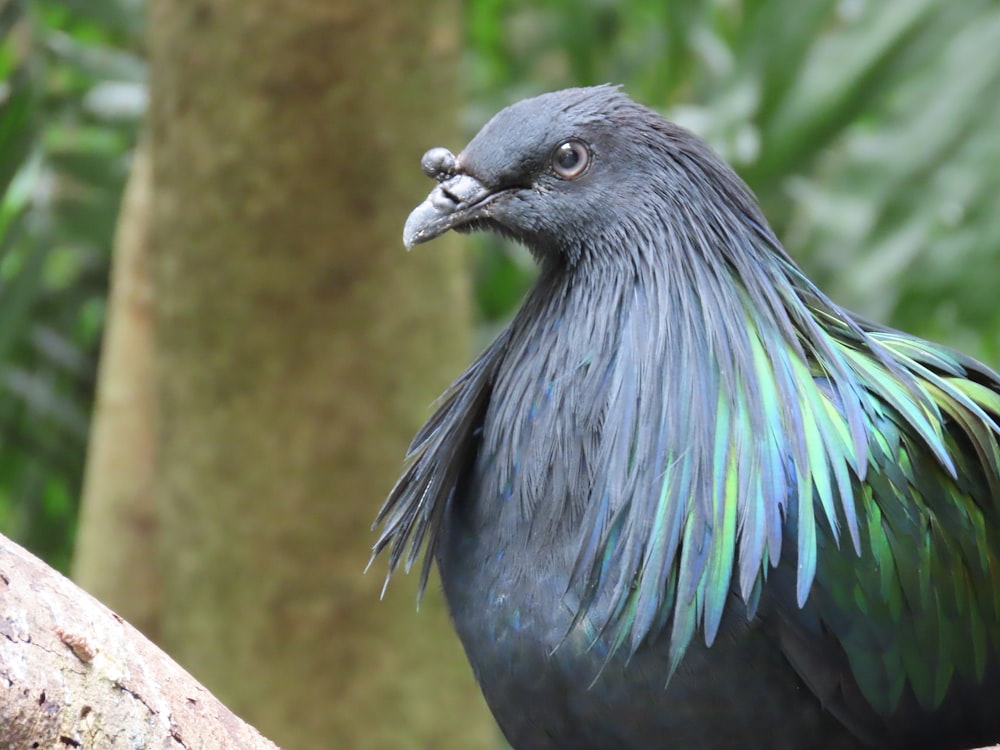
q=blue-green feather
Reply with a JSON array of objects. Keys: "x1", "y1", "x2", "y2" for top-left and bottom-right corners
[{"x1": 568, "y1": 221, "x2": 1000, "y2": 710}]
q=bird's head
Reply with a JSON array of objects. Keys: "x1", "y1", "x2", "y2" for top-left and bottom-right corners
[{"x1": 403, "y1": 85, "x2": 767, "y2": 265}]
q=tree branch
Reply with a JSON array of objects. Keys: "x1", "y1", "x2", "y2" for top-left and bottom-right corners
[
  {"x1": 0, "y1": 533, "x2": 280, "y2": 749},
  {"x1": 3, "y1": 529, "x2": 997, "y2": 749}
]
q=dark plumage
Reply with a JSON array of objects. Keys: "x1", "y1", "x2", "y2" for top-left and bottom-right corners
[{"x1": 372, "y1": 86, "x2": 1000, "y2": 750}]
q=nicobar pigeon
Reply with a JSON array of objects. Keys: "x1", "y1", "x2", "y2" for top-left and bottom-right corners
[{"x1": 371, "y1": 86, "x2": 1000, "y2": 750}]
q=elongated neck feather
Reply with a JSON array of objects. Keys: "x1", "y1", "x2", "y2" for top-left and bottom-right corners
[
  {"x1": 486, "y1": 197, "x2": 832, "y2": 528},
  {"x1": 481, "y1": 201, "x2": 883, "y2": 663}
]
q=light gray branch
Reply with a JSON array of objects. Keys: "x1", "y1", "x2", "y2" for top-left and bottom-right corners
[{"x1": 0, "y1": 533, "x2": 280, "y2": 749}]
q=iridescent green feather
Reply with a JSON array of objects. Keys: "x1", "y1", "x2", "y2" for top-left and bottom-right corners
[
  {"x1": 595, "y1": 267, "x2": 1000, "y2": 712},
  {"x1": 806, "y1": 329, "x2": 1000, "y2": 710}
]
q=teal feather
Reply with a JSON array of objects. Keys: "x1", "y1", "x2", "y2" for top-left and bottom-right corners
[
  {"x1": 591, "y1": 255, "x2": 1000, "y2": 709},
  {"x1": 703, "y1": 390, "x2": 738, "y2": 644},
  {"x1": 555, "y1": 234, "x2": 1000, "y2": 713}
]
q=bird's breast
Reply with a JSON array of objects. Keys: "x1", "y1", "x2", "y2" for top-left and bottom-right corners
[
  {"x1": 430, "y1": 279, "x2": 872, "y2": 750},
  {"x1": 435, "y1": 300, "x2": 612, "y2": 662}
]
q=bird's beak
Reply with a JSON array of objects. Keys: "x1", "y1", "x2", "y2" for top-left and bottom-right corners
[{"x1": 403, "y1": 173, "x2": 493, "y2": 249}]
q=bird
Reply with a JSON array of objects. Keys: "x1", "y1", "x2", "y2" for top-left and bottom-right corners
[{"x1": 371, "y1": 85, "x2": 1000, "y2": 750}]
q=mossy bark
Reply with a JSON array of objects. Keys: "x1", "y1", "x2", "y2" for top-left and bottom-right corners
[{"x1": 147, "y1": 1, "x2": 493, "y2": 747}]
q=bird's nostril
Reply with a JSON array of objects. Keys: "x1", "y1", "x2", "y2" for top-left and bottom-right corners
[{"x1": 431, "y1": 186, "x2": 460, "y2": 211}]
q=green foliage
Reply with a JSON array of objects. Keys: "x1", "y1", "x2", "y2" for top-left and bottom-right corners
[
  {"x1": 0, "y1": 0, "x2": 143, "y2": 569},
  {"x1": 465, "y1": 0, "x2": 1000, "y2": 371}
]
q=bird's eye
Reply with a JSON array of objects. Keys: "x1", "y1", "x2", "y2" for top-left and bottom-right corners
[{"x1": 551, "y1": 140, "x2": 590, "y2": 180}]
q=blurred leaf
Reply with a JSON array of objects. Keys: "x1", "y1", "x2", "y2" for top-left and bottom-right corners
[
  {"x1": 474, "y1": 239, "x2": 536, "y2": 322},
  {"x1": 750, "y1": 0, "x2": 937, "y2": 194},
  {"x1": 0, "y1": 223, "x2": 47, "y2": 363},
  {"x1": 0, "y1": 0, "x2": 141, "y2": 568},
  {"x1": 45, "y1": 0, "x2": 144, "y2": 37},
  {"x1": 0, "y1": 21, "x2": 35, "y2": 202},
  {"x1": 43, "y1": 29, "x2": 146, "y2": 83},
  {"x1": 739, "y1": 0, "x2": 839, "y2": 125}
]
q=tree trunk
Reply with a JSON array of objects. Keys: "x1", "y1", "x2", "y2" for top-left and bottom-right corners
[
  {"x1": 147, "y1": 1, "x2": 493, "y2": 748},
  {"x1": 73, "y1": 143, "x2": 160, "y2": 641}
]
